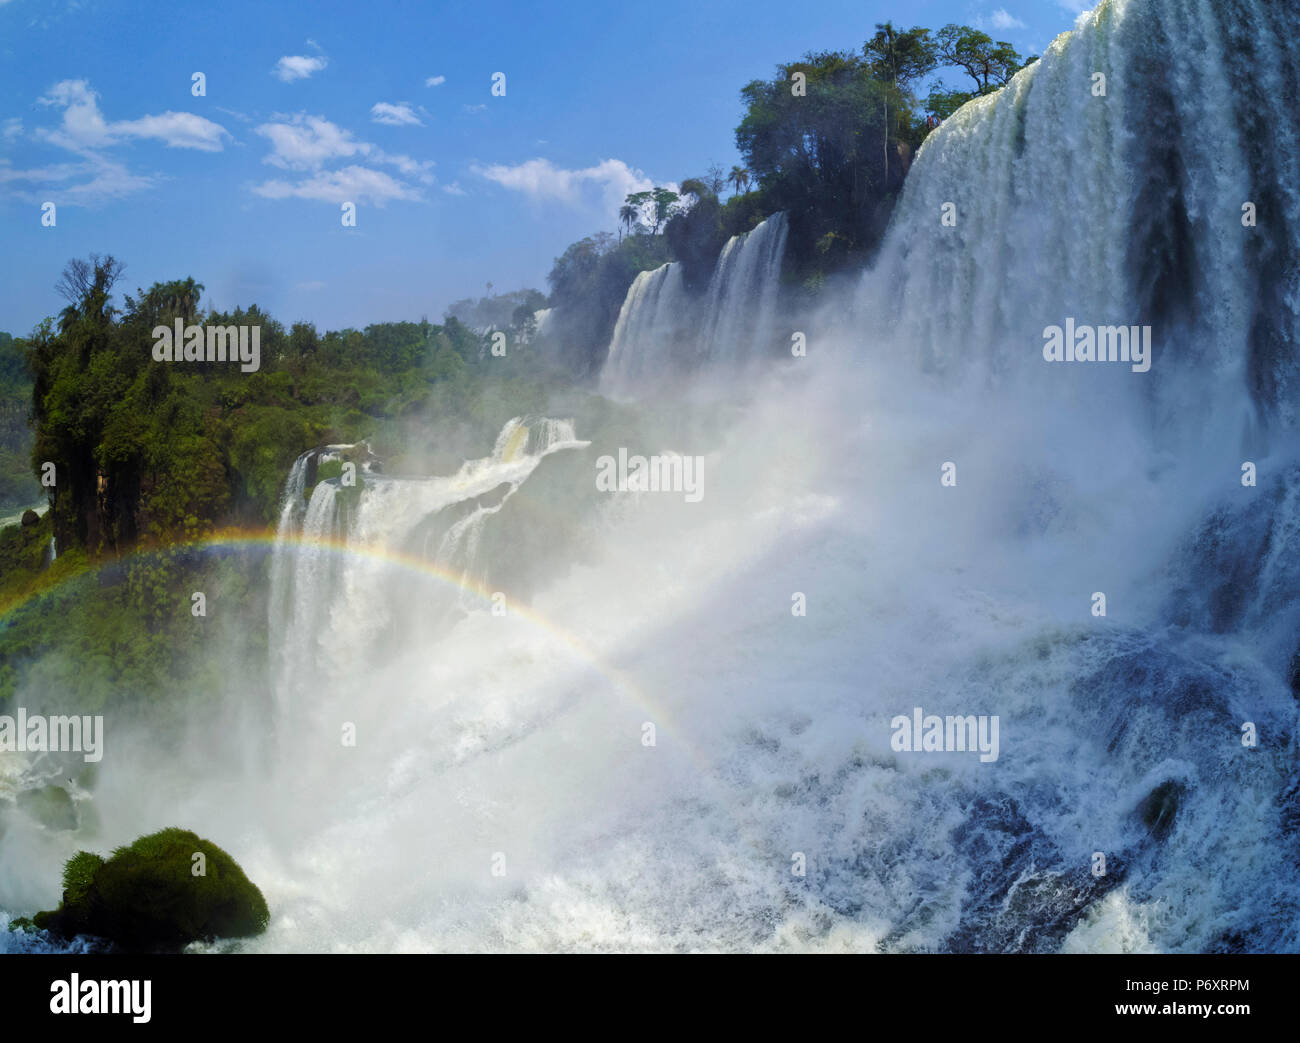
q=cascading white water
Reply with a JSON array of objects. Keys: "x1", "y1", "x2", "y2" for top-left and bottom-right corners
[
  {"x1": 600, "y1": 263, "x2": 689, "y2": 396},
  {"x1": 860, "y1": 0, "x2": 1300, "y2": 437},
  {"x1": 699, "y1": 212, "x2": 789, "y2": 365},
  {"x1": 600, "y1": 213, "x2": 788, "y2": 396},
  {"x1": 269, "y1": 418, "x2": 588, "y2": 737}
]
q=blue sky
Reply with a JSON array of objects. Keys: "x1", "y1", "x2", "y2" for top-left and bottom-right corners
[{"x1": 0, "y1": 0, "x2": 1090, "y2": 335}]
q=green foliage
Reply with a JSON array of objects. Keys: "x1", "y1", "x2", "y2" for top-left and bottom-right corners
[
  {"x1": 20, "y1": 259, "x2": 498, "y2": 551},
  {"x1": 62, "y1": 850, "x2": 105, "y2": 906},
  {"x1": 0, "y1": 332, "x2": 39, "y2": 510},
  {"x1": 933, "y1": 23, "x2": 1035, "y2": 95},
  {"x1": 736, "y1": 50, "x2": 906, "y2": 279},
  {"x1": 864, "y1": 22, "x2": 938, "y2": 89},
  {"x1": 31, "y1": 828, "x2": 269, "y2": 950}
]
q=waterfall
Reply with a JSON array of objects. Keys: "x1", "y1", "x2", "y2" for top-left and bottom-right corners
[
  {"x1": 699, "y1": 212, "x2": 789, "y2": 365},
  {"x1": 600, "y1": 263, "x2": 688, "y2": 396},
  {"x1": 269, "y1": 418, "x2": 589, "y2": 729},
  {"x1": 600, "y1": 213, "x2": 788, "y2": 396},
  {"x1": 861, "y1": 0, "x2": 1300, "y2": 436},
  {"x1": 823, "y1": 0, "x2": 1300, "y2": 952}
]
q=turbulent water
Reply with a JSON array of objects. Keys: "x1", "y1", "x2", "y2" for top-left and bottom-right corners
[{"x1": 4, "y1": 0, "x2": 1300, "y2": 953}]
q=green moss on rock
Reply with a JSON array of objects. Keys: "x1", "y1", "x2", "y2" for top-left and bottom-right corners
[{"x1": 32, "y1": 827, "x2": 269, "y2": 950}]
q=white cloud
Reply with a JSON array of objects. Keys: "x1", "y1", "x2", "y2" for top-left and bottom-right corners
[
  {"x1": 255, "y1": 113, "x2": 433, "y2": 176},
  {"x1": 115, "y1": 111, "x2": 231, "y2": 150},
  {"x1": 377, "y1": 150, "x2": 434, "y2": 181},
  {"x1": 252, "y1": 113, "x2": 434, "y2": 204},
  {"x1": 442, "y1": 181, "x2": 466, "y2": 195},
  {"x1": 2, "y1": 117, "x2": 21, "y2": 140},
  {"x1": 36, "y1": 79, "x2": 229, "y2": 152},
  {"x1": 252, "y1": 165, "x2": 422, "y2": 206},
  {"x1": 425, "y1": 75, "x2": 446, "y2": 87},
  {"x1": 463, "y1": 104, "x2": 487, "y2": 114},
  {"x1": 370, "y1": 102, "x2": 423, "y2": 126},
  {"x1": 473, "y1": 157, "x2": 663, "y2": 217},
  {"x1": 255, "y1": 114, "x2": 369, "y2": 169},
  {"x1": 0, "y1": 153, "x2": 155, "y2": 204},
  {"x1": 274, "y1": 54, "x2": 328, "y2": 82},
  {"x1": 990, "y1": 8, "x2": 1027, "y2": 29}
]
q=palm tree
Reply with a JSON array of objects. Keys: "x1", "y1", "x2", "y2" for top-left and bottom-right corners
[
  {"x1": 618, "y1": 202, "x2": 639, "y2": 240},
  {"x1": 162, "y1": 277, "x2": 204, "y2": 325},
  {"x1": 728, "y1": 166, "x2": 750, "y2": 195}
]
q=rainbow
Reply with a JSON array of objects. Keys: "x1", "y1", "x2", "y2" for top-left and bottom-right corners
[
  {"x1": 2, "y1": 527, "x2": 679, "y2": 755},
  {"x1": 2, "y1": 525, "x2": 769, "y2": 853}
]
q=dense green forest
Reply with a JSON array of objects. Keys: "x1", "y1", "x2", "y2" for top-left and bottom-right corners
[{"x1": 0, "y1": 19, "x2": 1033, "y2": 717}]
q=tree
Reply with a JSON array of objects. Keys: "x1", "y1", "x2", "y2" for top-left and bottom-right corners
[
  {"x1": 934, "y1": 24, "x2": 1033, "y2": 96},
  {"x1": 736, "y1": 50, "x2": 904, "y2": 274},
  {"x1": 623, "y1": 188, "x2": 679, "y2": 235},
  {"x1": 864, "y1": 23, "x2": 936, "y2": 90},
  {"x1": 679, "y1": 177, "x2": 711, "y2": 202},
  {"x1": 55, "y1": 255, "x2": 124, "y2": 333},
  {"x1": 728, "y1": 166, "x2": 750, "y2": 195},
  {"x1": 650, "y1": 187, "x2": 680, "y2": 234},
  {"x1": 122, "y1": 277, "x2": 205, "y2": 330},
  {"x1": 618, "y1": 201, "x2": 640, "y2": 240},
  {"x1": 704, "y1": 162, "x2": 728, "y2": 196}
]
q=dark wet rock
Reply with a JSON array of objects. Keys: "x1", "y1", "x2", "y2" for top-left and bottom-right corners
[{"x1": 1136, "y1": 779, "x2": 1184, "y2": 840}]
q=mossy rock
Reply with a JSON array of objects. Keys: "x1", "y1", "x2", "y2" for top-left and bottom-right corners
[
  {"x1": 306, "y1": 456, "x2": 364, "y2": 507},
  {"x1": 17, "y1": 784, "x2": 78, "y2": 831},
  {"x1": 32, "y1": 828, "x2": 269, "y2": 951},
  {"x1": 1137, "y1": 780, "x2": 1184, "y2": 840}
]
